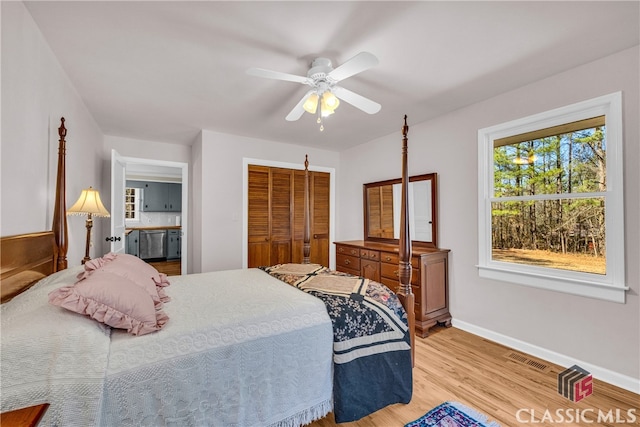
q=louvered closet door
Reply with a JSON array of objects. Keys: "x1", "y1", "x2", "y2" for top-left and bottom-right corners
[
  {"x1": 248, "y1": 166, "x2": 270, "y2": 267},
  {"x1": 247, "y1": 166, "x2": 293, "y2": 267},
  {"x1": 248, "y1": 165, "x2": 330, "y2": 268},
  {"x1": 269, "y1": 168, "x2": 293, "y2": 265},
  {"x1": 310, "y1": 172, "x2": 330, "y2": 267}
]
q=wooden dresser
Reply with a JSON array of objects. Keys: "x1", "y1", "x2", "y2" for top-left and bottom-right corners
[{"x1": 335, "y1": 240, "x2": 451, "y2": 337}]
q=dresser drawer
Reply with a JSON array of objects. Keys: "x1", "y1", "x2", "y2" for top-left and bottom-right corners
[
  {"x1": 380, "y1": 263, "x2": 419, "y2": 285},
  {"x1": 338, "y1": 265, "x2": 360, "y2": 277},
  {"x1": 380, "y1": 252, "x2": 418, "y2": 268},
  {"x1": 336, "y1": 253, "x2": 360, "y2": 271},
  {"x1": 336, "y1": 245, "x2": 359, "y2": 257},
  {"x1": 380, "y1": 278, "x2": 420, "y2": 297},
  {"x1": 360, "y1": 249, "x2": 380, "y2": 260},
  {"x1": 380, "y1": 276, "x2": 396, "y2": 289},
  {"x1": 380, "y1": 252, "x2": 398, "y2": 264},
  {"x1": 380, "y1": 262, "x2": 397, "y2": 280}
]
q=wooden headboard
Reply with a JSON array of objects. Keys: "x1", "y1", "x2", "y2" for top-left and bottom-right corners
[
  {"x1": 1, "y1": 118, "x2": 69, "y2": 302},
  {"x1": 0, "y1": 232, "x2": 56, "y2": 302}
]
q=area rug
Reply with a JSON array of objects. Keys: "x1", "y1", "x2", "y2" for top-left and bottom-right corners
[{"x1": 405, "y1": 401, "x2": 501, "y2": 427}]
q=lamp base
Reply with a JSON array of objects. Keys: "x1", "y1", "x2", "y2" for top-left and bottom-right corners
[{"x1": 83, "y1": 215, "x2": 93, "y2": 264}]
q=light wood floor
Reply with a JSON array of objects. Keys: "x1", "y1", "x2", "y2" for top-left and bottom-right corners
[
  {"x1": 309, "y1": 327, "x2": 639, "y2": 427},
  {"x1": 148, "y1": 259, "x2": 181, "y2": 276}
]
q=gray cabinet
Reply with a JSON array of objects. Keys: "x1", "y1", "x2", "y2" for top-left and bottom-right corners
[
  {"x1": 142, "y1": 182, "x2": 167, "y2": 211},
  {"x1": 126, "y1": 229, "x2": 140, "y2": 257},
  {"x1": 167, "y1": 183, "x2": 181, "y2": 212},
  {"x1": 167, "y1": 229, "x2": 181, "y2": 260},
  {"x1": 126, "y1": 180, "x2": 182, "y2": 212}
]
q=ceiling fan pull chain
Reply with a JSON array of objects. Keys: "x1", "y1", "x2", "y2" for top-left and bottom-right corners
[{"x1": 317, "y1": 107, "x2": 324, "y2": 131}]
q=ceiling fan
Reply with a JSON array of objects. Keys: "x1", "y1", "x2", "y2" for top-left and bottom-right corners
[{"x1": 247, "y1": 52, "x2": 381, "y2": 130}]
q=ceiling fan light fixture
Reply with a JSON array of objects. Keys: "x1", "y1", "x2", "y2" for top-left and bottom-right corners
[
  {"x1": 323, "y1": 91, "x2": 339, "y2": 110},
  {"x1": 248, "y1": 51, "x2": 379, "y2": 127},
  {"x1": 320, "y1": 91, "x2": 339, "y2": 117},
  {"x1": 303, "y1": 93, "x2": 319, "y2": 114}
]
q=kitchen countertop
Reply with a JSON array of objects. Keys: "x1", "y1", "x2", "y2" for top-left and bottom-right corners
[
  {"x1": 126, "y1": 226, "x2": 182, "y2": 230},
  {"x1": 125, "y1": 226, "x2": 181, "y2": 235}
]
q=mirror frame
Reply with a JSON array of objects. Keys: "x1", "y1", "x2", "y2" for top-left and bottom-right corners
[{"x1": 363, "y1": 173, "x2": 438, "y2": 248}]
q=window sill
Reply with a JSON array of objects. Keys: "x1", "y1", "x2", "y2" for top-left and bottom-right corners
[{"x1": 477, "y1": 264, "x2": 628, "y2": 303}]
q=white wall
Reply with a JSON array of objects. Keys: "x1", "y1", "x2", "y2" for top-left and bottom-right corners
[
  {"x1": 104, "y1": 135, "x2": 192, "y2": 164},
  {"x1": 193, "y1": 130, "x2": 340, "y2": 273},
  {"x1": 1, "y1": 2, "x2": 104, "y2": 267},
  {"x1": 338, "y1": 47, "x2": 640, "y2": 388}
]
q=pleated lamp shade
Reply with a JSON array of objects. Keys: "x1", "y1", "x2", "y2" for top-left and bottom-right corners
[{"x1": 67, "y1": 187, "x2": 110, "y2": 217}]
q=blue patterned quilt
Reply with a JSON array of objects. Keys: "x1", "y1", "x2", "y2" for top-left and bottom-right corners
[{"x1": 260, "y1": 263, "x2": 413, "y2": 423}]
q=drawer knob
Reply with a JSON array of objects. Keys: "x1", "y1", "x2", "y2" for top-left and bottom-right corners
[
  {"x1": 344, "y1": 259, "x2": 350, "y2": 265},
  {"x1": 385, "y1": 256, "x2": 392, "y2": 261},
  {"x1": 338, "y1": 247, "x2": 344, "y2": 252}
]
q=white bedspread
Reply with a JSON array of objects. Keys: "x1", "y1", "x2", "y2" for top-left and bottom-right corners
[
  {"x1": 101, "y1": 268, "x2": 334, "y2": 426},
  {"x1": 1, "y1": 267, "x2": 334, "y2": 427},
  {"x1": 101, "y1": 269, "x2": 333, "y2": 427},
  {"x1": 1, "y1": 267, "x2": 111, "y2": 426}
]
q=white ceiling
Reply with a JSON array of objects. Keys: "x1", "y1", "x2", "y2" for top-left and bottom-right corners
[{"x1": 24, "y1": 1, "x2": 639, "y2": 151}]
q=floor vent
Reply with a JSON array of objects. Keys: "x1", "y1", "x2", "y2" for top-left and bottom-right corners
[{"x1": 505, "y1": 351, "x2": 551, "y2": 373}]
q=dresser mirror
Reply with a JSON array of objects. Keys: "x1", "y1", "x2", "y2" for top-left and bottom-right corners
[{"x1": 363, "y1": 173, "x2": 438, "y2": 248}]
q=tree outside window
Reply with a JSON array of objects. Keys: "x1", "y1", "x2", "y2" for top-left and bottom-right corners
[{"x1": 492, "y1": 117, "x2": 606, "y2": 275}]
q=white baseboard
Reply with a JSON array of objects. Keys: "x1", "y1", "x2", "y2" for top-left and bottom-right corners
[{"x1": 452, "y1": 319, "x2": 640, "y2": 395}]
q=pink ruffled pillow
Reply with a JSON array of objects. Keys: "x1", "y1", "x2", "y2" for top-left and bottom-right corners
[
  {"x1": 80, "y1": 253, "x2": 171, "y2": 304},
  {"x1": 48, "y1": 270, "x2": 169, "y2": 336}
]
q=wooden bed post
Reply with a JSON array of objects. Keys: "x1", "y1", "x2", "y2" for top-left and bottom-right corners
[
  {"x1": 303, "y1": 155, "x2": 311, "y2": 264},
  {"x1": 397, "y1": 115, "x2": 415, "y2": 366},
  {"x1": 52, "y1": 117, "x2": 68, "y2": 271}
]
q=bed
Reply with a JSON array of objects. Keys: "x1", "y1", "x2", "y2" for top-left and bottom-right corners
[{"x1": 1, "y1": 116, "x2": 416, "y2": 426}]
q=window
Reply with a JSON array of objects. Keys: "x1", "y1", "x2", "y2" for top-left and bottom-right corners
[
  {"x1": 478, "y1": 92, "x2": 626, "y2": 302},
  {"x1": 125, "y1": 187, "x2": 140, "y2": 221}
]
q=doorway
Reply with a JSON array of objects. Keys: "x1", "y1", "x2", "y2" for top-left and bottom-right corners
[{"x1": 110, "y1": 152, "x2": 189, "y2": 274}]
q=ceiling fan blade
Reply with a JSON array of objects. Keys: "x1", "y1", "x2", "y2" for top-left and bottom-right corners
[
  {"x1": 331, "y1": 86, "x2": 381, "y2": 114},
  {"x1": 328, "y1": 52, "x2": 379, "y2": 82},
  {"x1": 246, "y1": 68, "x2": 311, "y2": 84},
  {"x1": 286, "y1": 90, "x2": 315, "y2": 121}
]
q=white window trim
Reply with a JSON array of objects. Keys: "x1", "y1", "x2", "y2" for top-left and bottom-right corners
[{"x1": 477, "y1": 92, "x2": 627, "y2": 303}]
